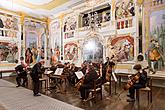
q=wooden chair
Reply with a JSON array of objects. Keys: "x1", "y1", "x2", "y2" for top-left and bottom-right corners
[
  {"x1": 39, "y1": 78, "x2": 47, "y2": 89},
  {"x1": 136, "y1": 78, "x2": 152, "y2": 104},
  {"x1": 88, "y1": 77, "x2": 103, "y2": 102}
]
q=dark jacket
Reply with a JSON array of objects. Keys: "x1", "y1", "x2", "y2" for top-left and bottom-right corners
[
  {"x1": 15, "y1": 65, "x2": 27, "y2": 76},
  {"x1": 138, "y1": 70, "x2": 147, "y2": 87},
  {"x1": 0, "y1": 18, "x2": 4, "y2": 28},
  {"x1": 83, "y1": 69, "x2": 99, "y2": 87},
  {"x1": 31, "y1": 62, "x2": 43, "y2": 79}
]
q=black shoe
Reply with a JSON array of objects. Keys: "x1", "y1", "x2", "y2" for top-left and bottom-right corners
[
  {"x1": 22, "y1": 84, "x2": 25, "y2": 87},
  {"x1": 127, "y1": 98, "x2": 135, "y2": 102},
  {"x1": 33, "y1": 94, "x2": 41, "y2": 96},
  {"x1": 16, "y1": 85, "x2": 20, "y2": 87}
]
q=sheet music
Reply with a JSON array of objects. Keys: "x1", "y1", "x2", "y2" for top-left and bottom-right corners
[
  {"x1": 112, "y1": 72, "x2": 117, "y2": 82},
  {"x1": 75, "y1": 71, "x2": 84, "y2": 79},
  {"x1": 45, "y1": 70, "x2": 53, "y2": 74},
  {"x1": 54, "y1": 68, "x2": 63, "y2": 75}
]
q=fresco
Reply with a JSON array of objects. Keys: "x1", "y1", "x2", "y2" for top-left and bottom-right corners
[
  {"x1": 24, "y1": 20, "x2": 46, "y2": 65},
  {"x1": 50, "y1": 20, "x2": 61, "y2": 64},
  {"x1": 64, "y1": 42, "x2": 78, "y2": 62},
  {"x1": 0, "y1": 13, "x2": 19, "y2": 37},
  {"x1": 0, "y1": 41, "x2": 18, "y2": 63},
  {"x1": 115, "y1": 0, "x2": 135, "y2": 19},
  {"x1": 63, "y1": 15, "x2": 77, "y2": 32},
  {"x1": 148, "y1": 9, "x2": 165, "y2": 71},
  {"x1": 150, "y1": 9, "x2": 165, "y2": 54},
  {"x1": 63, "y1": 14, "x2": 77, "y2": 39},
  {"x1": 110, "y1": 36, "x2": 134, "y2": 62}
]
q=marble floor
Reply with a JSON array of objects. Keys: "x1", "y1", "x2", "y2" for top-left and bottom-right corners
[{"x1": 2, "y1": 76, "x2": 165, "y2": 110}]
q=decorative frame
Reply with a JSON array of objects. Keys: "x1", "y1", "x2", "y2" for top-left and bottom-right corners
[
  {"x1": 64, "y1": 42, "x2": 78, "y2": 63},
  {"x1": 0, "y1": 11, "x2": 21, "y2": 67},
  {"x1": 24, "y1": 19, "x2": 47, "y2": 64},
  {"x1": 143, "y1": 0, "x2": 165, "y2": 58},
  {"x1": 49, "y1": 19, "x2": 61, "y2": 63},
  {"x1": 108, "y1": 35, "x2": 134, "y2": 62}
]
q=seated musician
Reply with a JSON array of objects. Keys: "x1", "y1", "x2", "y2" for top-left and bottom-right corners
[
  {"x1": 127, "y1": 64, "x2": 147, "y2": 102},
  {"x1": 79, "y1": 64, "x2": 99, "y2": 101},
  {"x1": 68, "y1": 63, "x2": 79, "y2": 86},
  {"x1": 15, "y1": 63, "x2": 28, "y2": 87}
]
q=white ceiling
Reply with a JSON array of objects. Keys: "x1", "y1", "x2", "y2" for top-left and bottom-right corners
[
  {"x1": 0, "y1": 0, "x2": 85, "y2": 18},
  {"x1": 24, "y1": 0, "x2": 54, "y2": 5}
]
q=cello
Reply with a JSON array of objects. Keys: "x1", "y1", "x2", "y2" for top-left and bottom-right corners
[{"x1": 123, "y1": 66, "x2": 149, "y2": 90}]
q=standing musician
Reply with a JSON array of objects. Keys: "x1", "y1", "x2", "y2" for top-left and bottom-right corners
[
  {"x1": 30, "y1": 60, "x2": 45, "y2": 96},
  {"x1": 79, "y1": 64, "x2": 99, "y2": 101},
  {"x1": 105, "y1": 56, "x2": 115, "y2": 81},
  {"x1": 126, "y1": 64, "x2": 147, "y2": 102},
  {"x1": 100, "y1": 62, "x2": 107, "y2": 83}
]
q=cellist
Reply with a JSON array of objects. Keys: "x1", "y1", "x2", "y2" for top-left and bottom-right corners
[{"x1": 126, "y1": 64, "x2": 147, "y2": 102}]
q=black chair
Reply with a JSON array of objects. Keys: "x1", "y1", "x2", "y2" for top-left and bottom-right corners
[{"x1": 88, "y1": 77, "x2": 103, "y2": 102}]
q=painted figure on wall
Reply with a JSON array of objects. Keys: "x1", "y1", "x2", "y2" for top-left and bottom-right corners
[
  {"x1": 63, "y1": 16, "x2": 77, "y2": 32},
  {"x1": 110, "y1": 36, "x2": 134, "y2": 62},
  {"x1": 25, "y1": 20, "x2": 46, "y2": 64},
  {"x1": 115, "y1": 0, "x2": 135, "y2": 19},
  {"x1": 149, "y1": 9, "x2": 165, "y2": 71},
  {"x1": 25, "y1": 48, "x2": 33, "y2": 65},
  {"x1": 0, "y1": 42, "x2": 18, "y2": 63},
  {"x1": 50, "y1": 20, "x2": 61, "y2": 64},
  {"x1": 51, "y1": 46, "x2": 60, "y2": 65},
  {"x1": 0, "y1": 14, "x2": 18, "y2": 37},
  {"x1": 0, "y1": 17, "x2": 4, "y2": 36},
  {"x1": 64, "y1": 43, "x2": 78, "y2": 62},
  {"x1": 147, "y1": 39, "x2": 164, "y2": 73}
]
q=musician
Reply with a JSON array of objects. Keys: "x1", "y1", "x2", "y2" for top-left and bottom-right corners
[
  {"x1": 79, "y1": 64, "x2": 99, "y2": 101},
  {"x1": 100, "y1": 62, "x2": 106, "y2": 83},
  {"x1": 105, "y1": 56, "x2": 115, "y2": 81},
  {"x1": 15, "y1": 59, "x2": 28, "y2": 87},
  {"x1": 127, "y1": 64, "x2": 147, "y2": 102},
  {"x1": 15, "y1": 65, "x2": 27, "y2": 87},
  {"x1": 30, "y1": 60, "x2": 45, "y2": 96},
  {"x1": 68, "y1": 63, "x2": 79, "y2": 86},
  {"x1": 80, "y1": 61, "x2": 87, "y2": 75}
]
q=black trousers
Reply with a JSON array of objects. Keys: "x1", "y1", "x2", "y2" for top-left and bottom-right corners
[
  {"x1": 129, "y1": 83, "x2": 145, "y2": 99},
  {"x1": 79, "y1": 84, "x2": 92, "y2": 100},
  {"x1": 32, "y1": 78, "x2": 39, "y2": 95},
  {"x1": 16, "y1": 75, "x2": 28, "y2": 86},
  {"x1": 0, "y1": 30, "x2": 4, "y2": 36}
]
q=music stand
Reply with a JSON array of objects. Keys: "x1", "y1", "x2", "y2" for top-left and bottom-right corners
[
  {"x1": 75, "y1": 71, "x2": 84, "y2": 79},
  {"x1": 54, "y1": 68, "x2": 63, "y2": 75}
]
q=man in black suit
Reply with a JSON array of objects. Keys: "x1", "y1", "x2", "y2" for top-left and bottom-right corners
[
  {"x1": 0, "y1": 17, "x2": 4, "y2": 36},
  {"x1": 30, "y1": 60, "x2": 45, "y2": 96},
  {"x1": 79, "y1": 64, "x2": 99, "y2": 101},
  {"x1": 15, "y1": 64, "x2": 28, "y2": 87},
  {"x1": 127, "y1": 64, "x2": 147, "y2": 102}
]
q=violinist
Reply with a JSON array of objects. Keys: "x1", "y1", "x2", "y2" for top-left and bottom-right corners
[
  {"x1": 127, "y1": 64, "x2": 147, "y2": 102},
  {"x1": 68, "y1": 63, "x2": 79, "y2": 86}
]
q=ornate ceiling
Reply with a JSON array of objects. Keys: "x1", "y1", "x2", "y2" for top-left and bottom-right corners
[
  {"x1": 14, "y1": 0, "x2": 69, "y2": 10},
  {"x1": 0, "y1": 0, "x2": 83, "y2": 18}
]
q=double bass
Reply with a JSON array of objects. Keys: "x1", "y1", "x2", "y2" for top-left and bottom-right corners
[{"x1": 105, "y1": 56, "x2": 115, "y2": 81}]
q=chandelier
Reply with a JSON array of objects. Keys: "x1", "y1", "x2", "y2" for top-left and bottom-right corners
[{"x1": 85, "y1": 0, "x2": 102, "y2": 33}]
